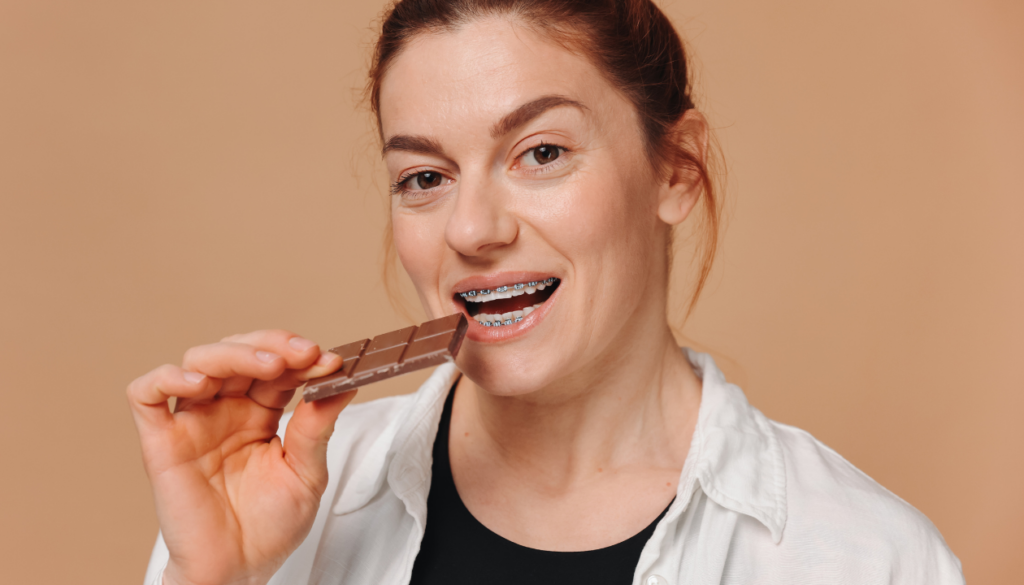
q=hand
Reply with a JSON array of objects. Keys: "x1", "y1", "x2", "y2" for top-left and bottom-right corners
[{"x1": 127, "y1": 330, "x2": 356, "y2": 585}]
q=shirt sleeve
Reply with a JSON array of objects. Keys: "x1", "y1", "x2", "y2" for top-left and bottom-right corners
[
  {"x1": 894, "y1": 522, "x2": 966, "y2": 585},
  {"x1": 142, "y1": 531, "x2": 169, "y2": 585}
]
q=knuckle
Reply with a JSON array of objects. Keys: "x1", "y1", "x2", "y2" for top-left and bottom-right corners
[
  {"x1": 155, "y1": 364, "x2": 181, "y2": 388},
  {"x1": 126, "y1": 378, "x2": 140, "y2": 399},
  {"x1": 155, "y1": 363, "x2": 179, "y2": 377},
  {"x1": 126, "y1": 364, "x2": 167, "y2": 397},
  {"x1": 181, "y1": 344, "x2": 218, "y2": 367},
  {"x1": 265, "y1": 329, "x2": 297, "y2": 346},
  {"x1": 222, "y1": 329, "x2": 300, "y2": 350},
  {"x1": 126, "y1": 364, "x2": 177, "y2": 403},
  {"x1": 181, "y1": 345, "x2": 200, "y2": 364}
]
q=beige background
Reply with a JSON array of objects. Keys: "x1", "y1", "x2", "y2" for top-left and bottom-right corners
[{"x1": 1, "y1": 0, "x2": 1021, "y2": 582}]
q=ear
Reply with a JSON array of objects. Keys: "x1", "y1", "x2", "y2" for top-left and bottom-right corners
[{"x1": 657, "y1": 110, "x2": 709, "y2": 226}]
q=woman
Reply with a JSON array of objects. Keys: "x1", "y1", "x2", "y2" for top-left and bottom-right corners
[{"x1": 131, "y1": 1, "x2": 964, "y2": 583}]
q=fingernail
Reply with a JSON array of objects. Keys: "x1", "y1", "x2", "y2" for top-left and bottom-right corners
[
  {"x1": 316, "y1": 352, "x2": 339, "y2": 366},
  {"x1": 289, "y1": 337, "x2": 317, "y2": 352},
  {"x1": 183, "y1": 372, "x2": 205, "y2": 384},
  {"x1": 256, "y1": 351, "x2": 280, "y2": 363}
]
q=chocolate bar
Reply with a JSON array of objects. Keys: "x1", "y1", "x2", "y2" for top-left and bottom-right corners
[{"x1": 303, "y1": 313, "x2": 469, "y2": 402}]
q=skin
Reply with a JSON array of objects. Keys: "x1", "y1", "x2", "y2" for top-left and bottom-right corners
[{"x1": 127, "y1": 16, "x2": 708, "y2": 585}]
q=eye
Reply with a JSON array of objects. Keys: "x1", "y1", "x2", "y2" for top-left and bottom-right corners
[
  {"x1": 402, "y1": 171, "x2": 444, "y2": 191},
  {"x1": 521, "y1": 144, "x2": 564, "y2": 166}
]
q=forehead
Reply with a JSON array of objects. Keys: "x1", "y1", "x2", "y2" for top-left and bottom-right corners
[{"x1": 378, "y1": 17, "x2": 616, "y2": 138}]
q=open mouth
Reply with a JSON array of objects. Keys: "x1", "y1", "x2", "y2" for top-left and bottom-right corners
[{"x1": 455, "y1": 277, "x2": 561, "y2": 327}]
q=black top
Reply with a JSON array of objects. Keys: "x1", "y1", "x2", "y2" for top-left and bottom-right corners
[{"x1": 409, "y1": 383, "x2": 673, "y2": 585}]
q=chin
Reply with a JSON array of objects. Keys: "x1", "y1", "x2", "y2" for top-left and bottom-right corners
[{"x1": 456, "y1": 344, "x2": 566, "y2": 398}]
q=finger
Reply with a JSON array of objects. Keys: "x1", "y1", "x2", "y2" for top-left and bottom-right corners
[
  {"x1": 181, "y1": 341, "x2": 288, "y2": 381},
  {"x1": 216, "y1": 375, "x2": 255, "y2": 397},
  {"x1": 282, "y1": 390, "x2": 358, "y2": 493},
  {"x1": 219, "y1": 330, "x2": 323, "y2": 370},
  {"x1": 246, "y1": 371, "x2": 303, "y2": 409},
  {"x1": 295, "y1": 352, "x2": 344, "y2": 382},
  {"x1": 247, "y1": 352, "x2": 343, "y2": 409},
  {"x1": 127, "y1": 364, "x2": 223, "y2": 426}
]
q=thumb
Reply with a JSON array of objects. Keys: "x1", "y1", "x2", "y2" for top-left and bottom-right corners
[{"x1": 282, "y1": 390, "x2": 358, "y2": 494}]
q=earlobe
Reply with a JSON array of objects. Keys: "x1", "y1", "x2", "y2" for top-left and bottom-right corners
[
  {"x1": 656, "y1": 110, "x2": 709, "y2": 226},
  {"x1": 657, "y1": 180, "x2": 701, "y2": 226}
]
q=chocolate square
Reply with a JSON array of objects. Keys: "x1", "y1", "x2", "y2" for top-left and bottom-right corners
[
  {"x1": 411, "y1": 313, "x2": 464, "y2": 341},
  {"x1": 365, "y1": 326, "x2": 416, "y2": 354},
  {"x1": 351, "y1": 344, "x2": 406, "y2": 378},
  {"x1": 327, "y1": 338, "x2": 369, "y2": 361}
]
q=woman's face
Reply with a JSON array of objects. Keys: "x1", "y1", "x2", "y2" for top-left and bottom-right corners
[{"x1": 379, "y1": 18, "x2": 674, "y2": 396}]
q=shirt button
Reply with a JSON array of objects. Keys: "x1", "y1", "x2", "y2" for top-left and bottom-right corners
[{"x1": 645, "y1": 575, "x2": 669, "y2": 585}]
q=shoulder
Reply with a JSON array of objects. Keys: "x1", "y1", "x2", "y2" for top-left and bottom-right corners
[
  {"x1": 767, "y1": 421, "x2": 963, "y2": 582},
  {"x1": 771, "y1": 421, "x2": 931, "y2": 533}
]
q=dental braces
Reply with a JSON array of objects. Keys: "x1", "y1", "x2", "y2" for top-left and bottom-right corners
[
  {"x1": 482, "y1": 316, "x2": 524, "y2": 327},
  {"x1": 460, "y1": 277, "x2": 557, "y2": 298}
]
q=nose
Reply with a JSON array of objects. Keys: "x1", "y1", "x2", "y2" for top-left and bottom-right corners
[{"x1": 444, "y1": 175, "x2": 518, "y2": 257}]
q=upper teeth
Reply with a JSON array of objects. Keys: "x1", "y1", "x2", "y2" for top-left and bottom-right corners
[{"x1": 459, "y1": 278, "x2": 557, "y2": 303}]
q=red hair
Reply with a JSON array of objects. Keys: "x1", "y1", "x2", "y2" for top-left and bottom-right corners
[{"x1": 369, "y1": 0, "x2": 721, "y2": 321}]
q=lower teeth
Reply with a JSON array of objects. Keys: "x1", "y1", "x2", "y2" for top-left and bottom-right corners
[
  {"x1": 475, "y1": 303, "x2": 541, "y2": 327},
  {"x1": 483, "y1": 316, "x2": 523, "y2": 327}
]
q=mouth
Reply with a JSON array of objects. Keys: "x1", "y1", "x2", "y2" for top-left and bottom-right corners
[{"x1": 454, "y1": 277, "x2": 561, "y2": 328}]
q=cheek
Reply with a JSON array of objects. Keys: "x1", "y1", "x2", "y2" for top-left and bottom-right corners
[
  {"x1": 393, "y1": 212, "x2": 446, "y2": 299},
  {"x1": 524, "y1": 167, "x2": 659, "y2": 268}
]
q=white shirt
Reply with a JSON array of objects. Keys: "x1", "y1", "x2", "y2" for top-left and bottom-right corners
[{"x1": 145, "y1": 349, "x2": 964, "y2": 585}]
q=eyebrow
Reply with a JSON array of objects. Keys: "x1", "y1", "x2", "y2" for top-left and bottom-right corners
[
  {"x1": 489, "y1": 95, "x2": 588, "y2": 139},
  {"x1": 381, "y1": 135, "x2": 446, "y2": 158},
  {"x1": 381, "y1": 95, "x2": 588, "y2": 158}
]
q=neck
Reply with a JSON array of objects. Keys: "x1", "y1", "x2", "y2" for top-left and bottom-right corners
[{"x1": 453, "y1": 320, "x2": 702, "y2": 488}]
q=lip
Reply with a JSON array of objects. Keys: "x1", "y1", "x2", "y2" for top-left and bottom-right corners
[{"x1": 449, "y1": 271, "x2": 562, "y2": 343}]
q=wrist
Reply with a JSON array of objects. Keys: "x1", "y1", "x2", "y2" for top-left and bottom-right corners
[{"x1": 162, "y1": 562, "x2": 272, "y2": 585}]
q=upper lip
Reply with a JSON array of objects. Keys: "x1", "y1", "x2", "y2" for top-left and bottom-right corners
[{"x1": 451, "y1": 271, "x2": 559, "y2": 295}]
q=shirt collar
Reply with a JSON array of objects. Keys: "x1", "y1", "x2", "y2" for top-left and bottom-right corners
[
  {"x1": 331, "y1": 350, "x2": 788, "y2": 543},
  {"x1": 683, "y1": 348, "x2": 788, "y2": 543}
]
